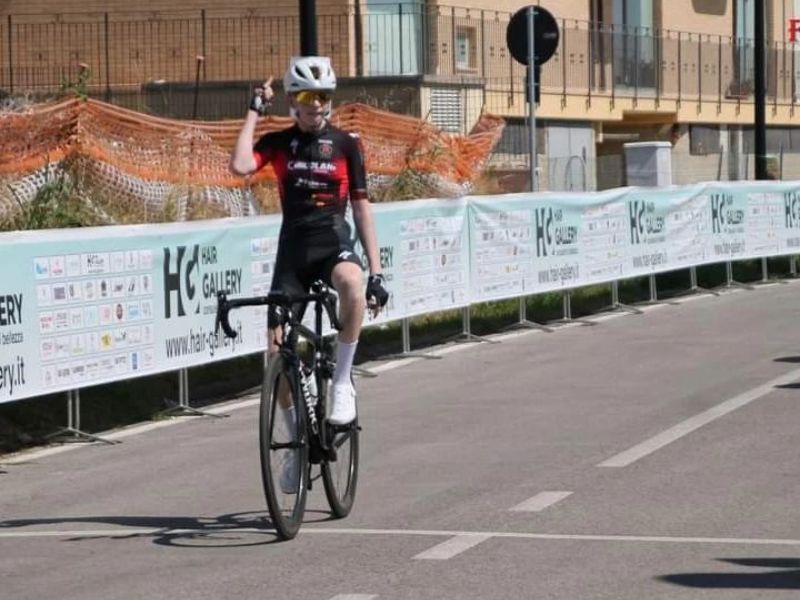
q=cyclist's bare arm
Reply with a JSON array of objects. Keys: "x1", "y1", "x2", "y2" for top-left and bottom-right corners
[
  {"x1": 352, "y1": 199, "x2": 384, "y2": 317},
  {"x1": 230, "y1": 77, "x2": 274, "y2": 176},
  {"x1": 352, "y1": 200, "x2": 381, "y2": 278}
]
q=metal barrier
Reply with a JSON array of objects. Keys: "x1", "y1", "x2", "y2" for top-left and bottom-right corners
[
  {"x1": 2, "y1": 183, "x2": 800, "y2": 446},
  {"x1": 1, "y1": 7, "x2": 796, "y2": 108}
]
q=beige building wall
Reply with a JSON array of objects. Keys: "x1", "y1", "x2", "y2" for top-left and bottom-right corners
[
  {"x1": 659, "y1": 0, "x2": 732, "y2": 36},
  {"x1": 431, "y1": 0, "x2": 590, "y2": 21}
]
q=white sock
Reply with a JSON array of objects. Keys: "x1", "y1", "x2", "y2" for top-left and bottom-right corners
[{"x1": 333, "y1": 340, "x2": 358, "y2": 386}]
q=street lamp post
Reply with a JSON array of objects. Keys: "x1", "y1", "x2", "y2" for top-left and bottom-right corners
[
  {"x1": 299, "y1": 0, "x2": 318, "y2": 56},
  {"x1": 754, "y1": 0, "x2": 767, "y2": 180}
]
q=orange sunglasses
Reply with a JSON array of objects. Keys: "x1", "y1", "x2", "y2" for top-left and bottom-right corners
[{"x1": 295, "y1": 90, "x2": 333, "y2": 105}]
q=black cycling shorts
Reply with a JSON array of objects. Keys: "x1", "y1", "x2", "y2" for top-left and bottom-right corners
[{"x1": 268, "y1": 220, "x2": 362, "y2": 328}]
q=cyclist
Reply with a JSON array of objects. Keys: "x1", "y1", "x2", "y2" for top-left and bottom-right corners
[{"x1": 230, "y1": 56, "x2": 389, "y2": 428}]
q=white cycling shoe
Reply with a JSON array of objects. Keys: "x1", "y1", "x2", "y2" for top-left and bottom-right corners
[
  {"x1": 328, "y1": 381, "x2": 357, "y2": 425},
  {"x1": 280, "y1": 451, "x2": 299, "y2": 494}
]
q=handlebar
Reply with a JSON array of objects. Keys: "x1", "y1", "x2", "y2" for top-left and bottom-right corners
[{"x1": 215, "y1": 286, "x2": 341, "y2": 340}]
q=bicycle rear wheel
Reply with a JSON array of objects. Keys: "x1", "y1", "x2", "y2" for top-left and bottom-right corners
[
  {"x1": 260, "y1": 354, "x2": 308, "y2": 540},
  {"x1": 320, "y1": 376, "x2": 359, "y2": 518}
]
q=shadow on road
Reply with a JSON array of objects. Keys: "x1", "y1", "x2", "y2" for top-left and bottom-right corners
[
  {"x1": 659, "y1": 558, "x2": 800, "y2": 589},
  {"x1": 773, "y1": 356, "x2": 800, "y2": 364},
  {"x1": 0, "y1": 509, "x2": 335, "y2": 547}
]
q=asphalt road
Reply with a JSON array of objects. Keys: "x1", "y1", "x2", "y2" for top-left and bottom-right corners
[{"x1": 3, "y1": 281, "x2": 800, "y2": 599}]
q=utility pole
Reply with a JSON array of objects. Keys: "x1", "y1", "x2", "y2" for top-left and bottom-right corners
[
  {"x1": 299, "y1": 0, "x2": 318, "y2": 56},
  {"x1": 754, "y1": 0, "x2": 767, "y2": 179}
]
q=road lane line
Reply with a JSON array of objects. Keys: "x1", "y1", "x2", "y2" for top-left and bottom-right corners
[
  {"x1": 6, "y1": 527, "x2": 800, "y2": 548},
  {"x1": 598, "y1": 366, "x2": 800, "y2": 468},
  {"x1": 328, "y1": 595, "x2": 378, "y2": 600},
  {"x1": 412, "y1": 534, "x2": 493, "y2": 560},
  {"x1": 509, "y1": 491, "x2": 573, "y2": 512}
]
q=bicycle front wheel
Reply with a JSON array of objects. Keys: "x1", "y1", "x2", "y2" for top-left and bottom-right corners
[
  {"x1": 320, "y1": 377, "x2": 360, "y2": 518},
  {"x1": 260, "y1": 354, "x2": 308, "y2": 540}
]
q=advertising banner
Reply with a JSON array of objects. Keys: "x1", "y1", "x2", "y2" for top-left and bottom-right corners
[
  {"x1": 0, "y1": 219, "x2": 281, "y2": 404},
  {"x1": 362, "y1": 198, "x2": 470, "y2": 320},
  {"x1": 4, "y1": 181, "x2": 800, "y2": 405}
]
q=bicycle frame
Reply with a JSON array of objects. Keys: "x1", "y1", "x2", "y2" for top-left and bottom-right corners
[{"x1": 215, "y1": 283, "x2": 344, "y2": 463}]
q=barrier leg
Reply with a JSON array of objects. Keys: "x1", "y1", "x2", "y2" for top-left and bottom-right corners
[
  {"x1": 446, "y1": 306, "x2": 499, "y2": 344},
  {"x1": 44, "y1": 390, "x2": 117, "y2": 444},
  {"x1": 384, "y1": 318, "x2": 442, "y2": 360},
  {"x1": 688, "y1": 266, "x2": 720, "y2": 296},
  {"x1": 712, "y1": 261, "x2": 754, "y2": 292},
  {"x1": 550, "y1": 290, "x2": 596, "y2": 326},
  {"x1": 502, "y1": 297, "x2": 553, "y2": 332},
  {"x1": 159, "y1": 369, "x2": 228, "y2": 418},
  {"x1": 607, "y1": 280, "x2": 642, "y2": 315},
  {"x1": 590, "y1": 281, "x2": 641, "y2": 317},
  {"x1": 751, "y1": 257, "x2": 788, "y2": 286}
]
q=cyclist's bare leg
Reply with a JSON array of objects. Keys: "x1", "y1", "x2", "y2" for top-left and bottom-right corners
[
  {"x1": 268, "y1": 326, "x2": 294, "y2": 412},
  {"x1": 331, "y1": 261, "x2": 365, "y2": 344}
]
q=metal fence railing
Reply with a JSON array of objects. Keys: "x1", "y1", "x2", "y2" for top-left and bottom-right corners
[{"x1": 1, "y1": 6, "x2": 798, "y2": 107}]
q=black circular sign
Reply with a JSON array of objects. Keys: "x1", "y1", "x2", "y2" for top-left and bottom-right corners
[{"x1": 506, "y1": 6, "x2": 560, "y2": 67}]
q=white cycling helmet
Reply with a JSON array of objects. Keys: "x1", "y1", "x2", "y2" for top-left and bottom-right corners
[{"x1": 283, "y1": 56, "x2": 337, "y2": 93}]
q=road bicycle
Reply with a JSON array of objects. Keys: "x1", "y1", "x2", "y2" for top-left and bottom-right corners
[{"x1": 215, "y1": 282, "x2": 359, "y2": 540}]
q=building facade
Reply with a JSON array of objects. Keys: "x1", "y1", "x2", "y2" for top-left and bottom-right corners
[{"x1": 2, "y1": 0, "x2": 800, "y2": 190}]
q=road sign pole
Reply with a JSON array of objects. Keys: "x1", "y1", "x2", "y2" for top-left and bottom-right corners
[
  {"x1": 527, "y1": 6, "x2": 537, "y2": 192},
  {"x1": 507, "y1": 5, "x2": 558, "y2": 191}
]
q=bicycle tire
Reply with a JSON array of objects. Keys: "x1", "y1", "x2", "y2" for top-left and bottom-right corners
[
  {"x1": 320, "y1": 376, "x2": 360, "y2": 518},
  {"x1": 260, "y1": 354, "x2": 308, "y2": 540}
]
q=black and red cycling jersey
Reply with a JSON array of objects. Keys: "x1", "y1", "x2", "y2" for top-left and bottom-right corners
[
  {"x1": 253, "y1": 122, "x2": 367, "y2": 304},
  {"x1": 253, "y1": 123, "x2": 368, "y2": 232}
]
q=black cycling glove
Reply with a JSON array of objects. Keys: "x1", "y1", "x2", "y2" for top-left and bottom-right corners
[
  {"x1": 366, "y1": 274, "x2": 389, "y2": 308},
  {"x1": 249, "y1": 92, "x2": 270, "y2": 116}
]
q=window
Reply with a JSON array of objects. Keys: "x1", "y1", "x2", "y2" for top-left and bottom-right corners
[
  {"x1": 455, "y1": 26, "x2": 477, "y2": 71},
  {"x1": 430, "y1": 88, "x2": 463, "y2": 133},
  {"x1": 690, "y1": 125, "x2": 722, "y2": 155},
  {"x1": 494, "y1": 118, "x2": 546, "y2": 155},
  {"x1": 734, "y1": 0, "x2": 754, "y2": 86}
]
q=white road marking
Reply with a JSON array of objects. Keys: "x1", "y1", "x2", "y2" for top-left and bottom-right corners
[
  {"x1": 509, "y1": 491, "x2": 573, "y2": 512},
  {"x1": 328, "y1": 595, "x2": 378, "y2": 600},
  {"x1": 4, "y1": 526, "x2": 800, "y2": 548},
  {"x1": 598, "y1": 365, "x2": 800, "y2": 468},
  {"x1": 412, "y1": 534, "x2": 493, "y2": 560}
]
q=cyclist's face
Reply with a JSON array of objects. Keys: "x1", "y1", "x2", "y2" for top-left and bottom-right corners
[{"x1": 290, "y1": 92, "x2": 332, "y2": 132}]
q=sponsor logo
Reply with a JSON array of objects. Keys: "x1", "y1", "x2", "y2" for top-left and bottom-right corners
[
  {"x1": 288, "y1": 160, "x2": 337, "y2": 173},
  {"x1": 711, "y1": 193, "x2": 743, "y2": 234},
  {"x1": 629, "y1": 200, "x2": 665, "y2": 245},
  {"x1": 785, "y1": 192, "x2": 800, "y2": 229},
  {"x1": 319, "y1": 140, "x2": 334, "y2": 158},
  {"x1": 163, "y1": 245, "x2": 243, "y2": 319},
  {"x1": 0, "y1": 294, "x2": 23, "y2": 327},
  {"x1": 535, "y1": 207, "x2": 578, "y2": 257}
]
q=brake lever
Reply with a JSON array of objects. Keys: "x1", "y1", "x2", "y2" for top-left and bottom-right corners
[{"x1": 215, "y1": 291, "x2": 238, "y2": 339}]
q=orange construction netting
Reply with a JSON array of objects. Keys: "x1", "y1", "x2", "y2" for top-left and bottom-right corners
[{"x1": 0, "y1": 98, "x2": 505, "y2": 223}]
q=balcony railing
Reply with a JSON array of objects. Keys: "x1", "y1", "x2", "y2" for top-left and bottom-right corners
[{"x1": 0, "y1": 7, "x2": 797, "y2": 109}]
